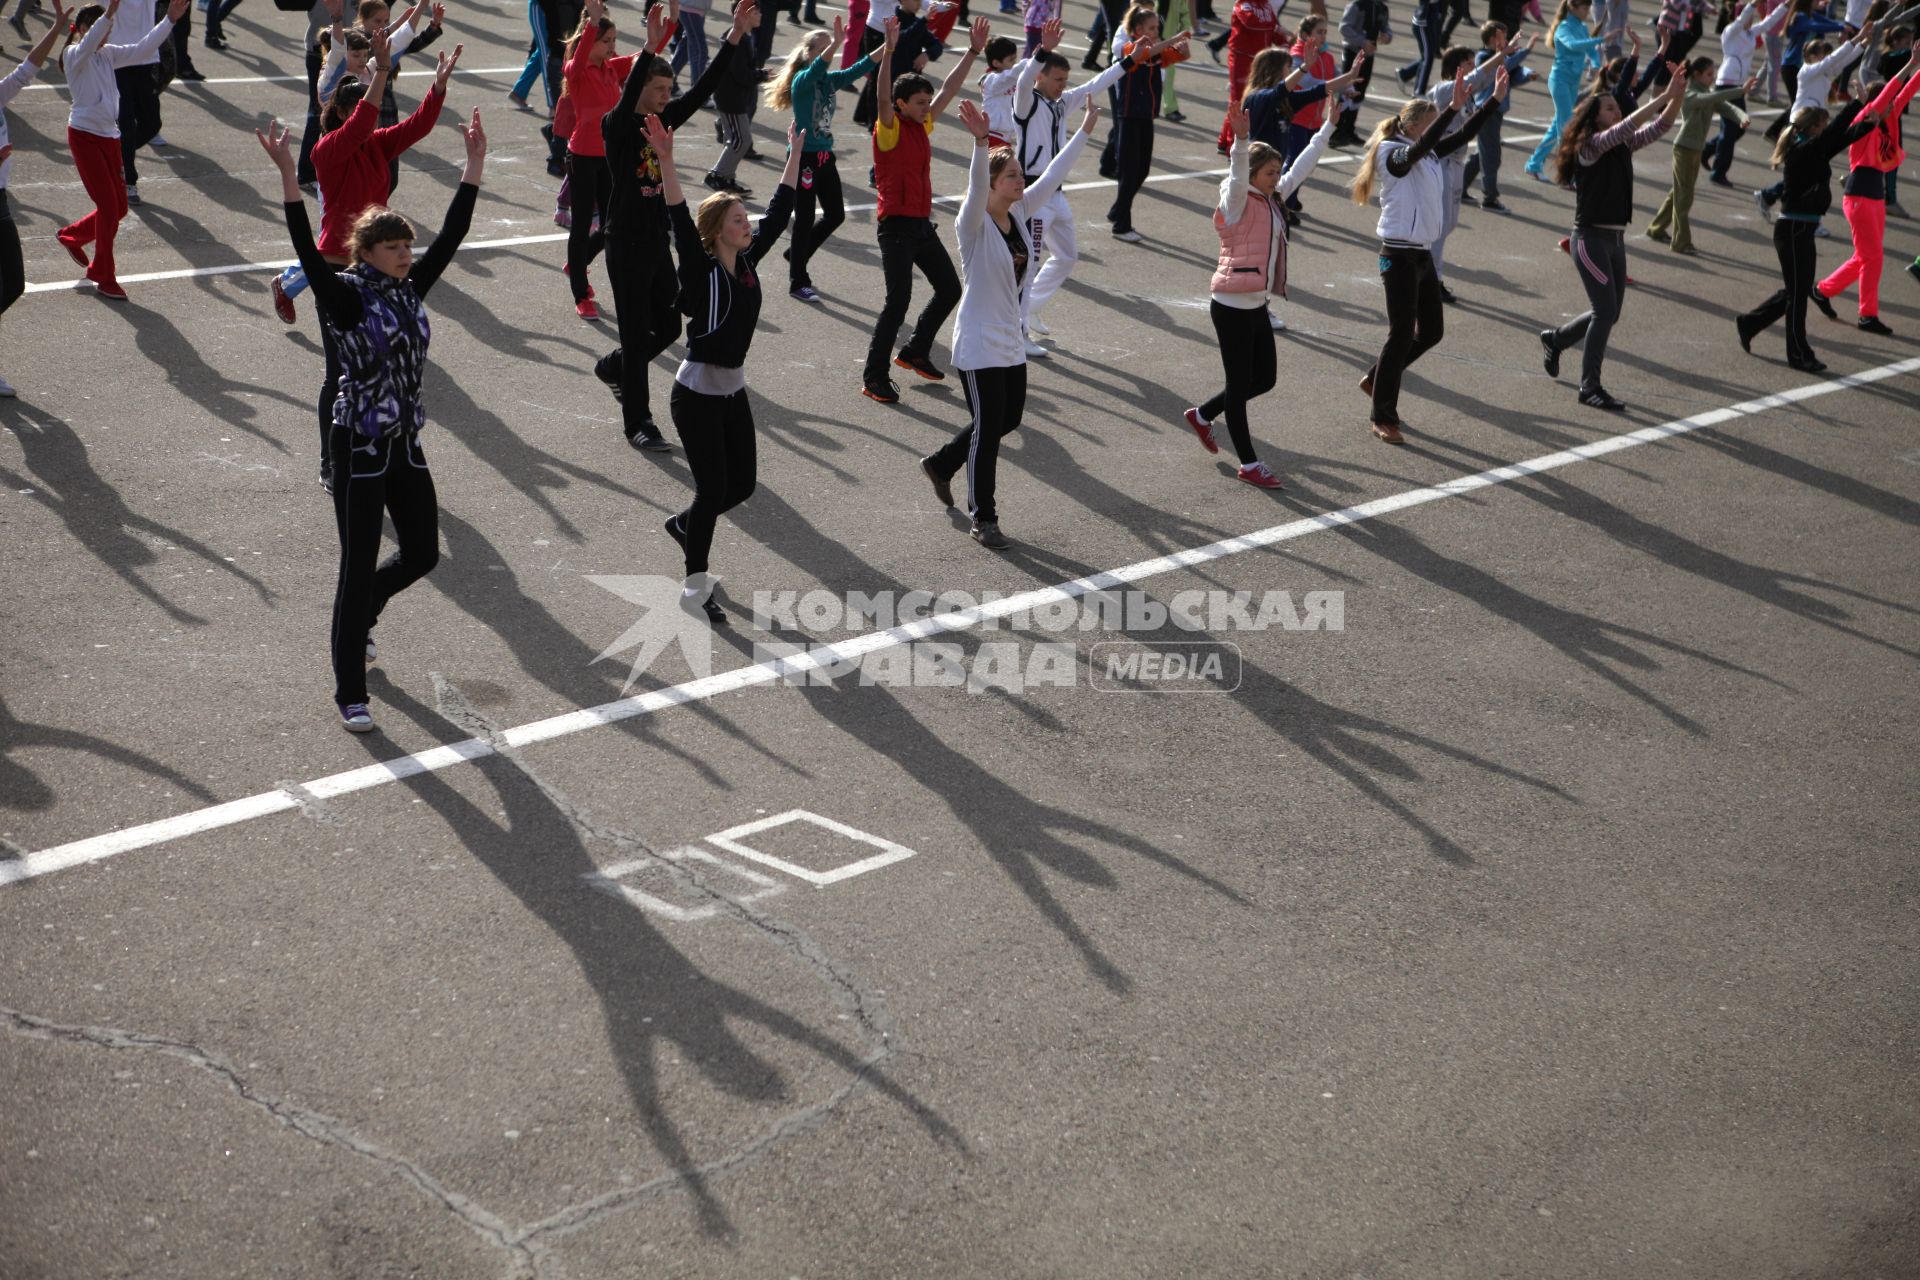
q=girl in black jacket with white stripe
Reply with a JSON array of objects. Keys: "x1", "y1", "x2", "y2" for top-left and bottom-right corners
[
  {"x1": 650, "y1": 114, "x2": 801, "y2": 623},
  {"x1": 1736, "y1": 97, "x2": 1880, "y2": 371}
]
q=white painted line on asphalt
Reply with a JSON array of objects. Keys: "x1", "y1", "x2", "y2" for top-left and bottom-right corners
[
  {"x1": 706, "y1": 810, "x2": 918, "y2": 886},
  {"x1": 582, "y1": 845, "x2": 786, "y2": 922},
  {"x1": 18, "y1": 64, "x2": 529, "y2": 90},
  {"x1": 7, "y1": 354, "x2": 1916, "y2": 890}
]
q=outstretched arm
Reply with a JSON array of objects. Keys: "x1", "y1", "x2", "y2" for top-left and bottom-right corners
[
  {"x1": 929, "y1": 16, "x2": 990, "y2": 120},
  {"x1": 258, "y1": 120, "x2": 362, "y2": 329},
  {"x1": 751, "y1": 120, "x2": 802, "y2": 260},
  {"x1": 954, "y1": 98, "x2": 992, "y2": 232},
  {"x1": 876, "y1": 16, "x2": 898, "y2": 128},
  {"x1": 411, "y1": 107, "x2": 484, "y2": 297}
]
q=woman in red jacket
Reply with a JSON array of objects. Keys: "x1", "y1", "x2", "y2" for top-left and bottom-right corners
[
  {"x1": 1216, "y1": 0, "x2": 1289, "y2": 154},
  {"x1": 1814, "y1": 60, "x2": 1919, "y2": 334},
  {"x1": 308, "y1": 30, "x2": 455, "y2": 491}
]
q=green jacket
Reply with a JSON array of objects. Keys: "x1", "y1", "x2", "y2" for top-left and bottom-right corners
[{"x1": 1674, "y1": 85, "x2": 1748, "y2": 151}]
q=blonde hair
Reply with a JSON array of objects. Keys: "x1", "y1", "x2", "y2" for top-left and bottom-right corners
[
  {"x1": 1350, "y1": 100, "x2": 1438, "y2": 204},
  {"x1": 1772, "y1": 106, "x2": 1828, "y2": 167},
  {"x1": 764, "y1": 32, "x2": 831, "y2": 111},
  {"x1": 694, "y1": 191, "x2": 743, "y2": 254}
]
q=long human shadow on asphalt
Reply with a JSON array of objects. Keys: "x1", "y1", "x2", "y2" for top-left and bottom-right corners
[
  {"x1": 1419, "y1": 434, "x2": 1920, "y2": 663},
  {"x1": 0, "y1": 401, "x2": 276, "y2": 626},
  {"x1": 1689, "y1": 425, "x2": 1920, "y2": 530},
  {"x1": 718, "y1": 487, "x2": 1249, "y2": 992},
  {"x1": 360, "y1": 670, "x2": 961, "y2": 1238},
  {"x1": 99, "y1": 302, "x2": 306, "y2": 451},
  {"x1": 981, "y1": 538, "x2": 1574, "y2": 867},
  {"x1": 425, "y1": 509, "x2": 805, "y2": 786},
  {"x1": 0, "y1": 695, "x2": 217, "y2": 829}
]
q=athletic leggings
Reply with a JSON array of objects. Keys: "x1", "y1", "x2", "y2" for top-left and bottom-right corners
[
  {"x1": 603, "y1": 238, "x2": 682, "y2": 430},
  {"x1": 1367, "y1": 245, "x2": 1445, "y2": 426},
  {"x1": 712, "y1": 109, "x2": 753, "y2": 181},
  {"x1": 62, "y1": 127, "x2": 128, "y2": 285},
  {"x1": 116, "y1": 64, "x2": 161, "y2": 186},
  {"x1": 0, "y1": 191, "x2": 23, "y2": 323},
  {"x1": 1401, "y1": 7, "x2": 1446, "y2": 95},
  {"x1": 927, "y1": 365, "x2": 1028, "y2": 524},
  {"x1": 566, "y1": 152, "x2": 613, "y2": 300},
  {"x1": 1550, "y1": 227, "x2": 1629, "y2": 393},
  {"x1": 315, "y1": 253, "x2": 350, "y2": 481},
  {"x1": 1198, "y1": 301, "x2": 1275, "y2": 466},
  {"x1": 1818, "y1": 193, "x2": 1886, "y2": 318},
  {"x1": 789, "y1": 149, "x2": 846, "y2": 290},
  {"x1": 327, "y1": 425, "x2": 440, "y2": 707},
  {"x1": 668, "y1": 382, "x2": 757, "y2": 577},
  {"x1": 1527, "y1": 71, "x2": 1582, "y2": 174},
  {"x1": 1740, "y1": 218, "x2": 1820, "y2": 364},
  {"x1": 1107, "y1": 116, "x2": 1154, "y2": 234}
]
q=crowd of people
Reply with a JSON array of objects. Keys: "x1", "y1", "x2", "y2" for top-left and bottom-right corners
[{"x1": 0, "y1": 0, "x2": 1912, "y2": 733}]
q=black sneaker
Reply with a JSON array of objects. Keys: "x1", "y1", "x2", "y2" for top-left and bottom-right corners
[
  {"x1": 177, "y1": 66, "x2": 206, "y2": 82},
  {"x1": 593, "y1": 351, "x2": 623, "y2": 402},
  {"x1": 1439, "y1": 282, "x2": 1456, "y2": 304},
  {"x1": 1329, "y1": 129, "x2": 1363, "y2": 149},
  {"x1": 970, "y1": 520, "x2": 1010, "y2": 550},
  {"x1": 1810, "y1": 288, "x2": 1838, "y2": 322},
  {"x1": 862, "y1": 377, "x2": 900, "y2": 404},
  {"x1": 664, "y1": 513, "x2": 688, "y2": 552},
  {"x1": 318, "y1": 470, "x2": 334, "y2": 496},
  {"x1": 893, "y1": 350, "x2": 945, "y2": 381},
  {"x1": 1736, "y1": 315, "x2": 1759, "y2": 354},
  {"x1": 1540, "y1": 330, "x2": 1561, "y2": 378},
  {"x1": 1788, "y1": 355, "x2": 1828, "y2": 374},
  {"x1": 1858, "y1": 315, "x2": 1894, "y2": 335},
  {"x1": 920, "y1": 456, "x2": 953, "y2": 507},
  {"x1": 1459, "y1": 191, "x2": 1479, "y2": 208},
  {"x1": 1577, "y1": 386, "x2": 1626, "y2": 411},
  {"x1": 627, "y1": 427, "x2": 672, "y2": 452},
  {"x1": 1482, "y1": 196, "x2": 1508, "y2": 212}
]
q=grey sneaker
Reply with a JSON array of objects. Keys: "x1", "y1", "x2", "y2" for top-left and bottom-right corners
[{"x1": 969, "y1": 520, "x2": 1009, "y2": 550}]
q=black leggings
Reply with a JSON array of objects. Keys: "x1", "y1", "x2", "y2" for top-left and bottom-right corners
[
  {"x1": 1368, "y1": 245, "x2": 1444, "y2": 426},
  {"x1": 789, "y1": 149, "x2": 845, "y2": 290},
  {"x1": 1550, "y1": 227, "x2": 1628, "y2": 393},
  {"x1": 604, "y1": 238, "x2": 683, "y2": 429},
  {"x1": 566, "y1": 152, "x2": 613, "y2": 300},
  {"x1": 1106, "y1": 116, "x2": 1153, "y2": 233},
  {"x1": 327, "y1": 427, "x2": 440, "y2": 707},
  {"x1": 116, "y1": 65, "x2": 161, "y2": 185},
  {"x1": 319, "y1": 315, "x2": 344, "y2": 482},
  {"x1": 0, "y1": 192, "x2": 24, "y2": 321},
  {"x1": 669, "y1": 382, "x2": 757, "y2": 576},
  {"x1": 1199, "y1": 301, "x2": 1276, "y2": 466},
  {"x1": 1741, "y1": 219, "x2": 1820, "y2": 364},
  {"x1": 928, "y1": 365, "x2": 1029, "y2": 524}
]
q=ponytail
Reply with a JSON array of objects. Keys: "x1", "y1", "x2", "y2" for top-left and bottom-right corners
[{"x1": 1351, "y1": 101, "x2": 1437, "y2": 204}]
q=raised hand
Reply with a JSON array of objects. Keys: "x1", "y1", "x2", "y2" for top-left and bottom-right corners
[
  {"x1": 642, "y1": 112, "x2": 674, "y2": 155},
  {"x1": 647, "y1": 1, "x2": 668, "y2": 48},
  {"x1": 831, "y1": 13, "x2": 843, "y2": 46},
  {"x1": 1626, "y1": 24, "x2": 1640, "y2": 51},
  {"x1": 324, "y1": 0, "x2": 342, "y2": 19},
  {"x1": 1228, "y1": 102, "x2": 1249, "y2": 138},
  {"x1": 429, "y1": 0, "x2": 444, "y2": 26},
  {"x1": 956, "y1": 97, "x2": 990, "y2": 139},
  {"x1": 434, "y1": 43, "x2": 463, "y2": 92},
  {"x1": 786, "y1": 118, "x2": 801, "y2": 152},
  {"x1": 1079, "y1": 98, "x2": 1099, "y2": 133},
  {"x1": 1493, "y1": 66, "x2": 1510, "y2": 101},
  {"x1": 167, "y1": 0, "x2": 188, "y2": 21},
  {"x1": 459, "y1": 106, "x2": 486, "y2": 170},
  {"x1": 1742, "y1": 74, "x2": 1759, "y2": 95},
  {"x1": 1041, "y1": 17, "x2": 1063, "y2": 50},
  {"x1": 255, "y1": 119, "x2": 297, "y2": 172},
  {"x1": 1450, "y1": 64, "x2": 1470, "y2": 109},
  {"x1": 729, "y1": 0, "x2": 757, "y2": 37},
  {"x1": 368, "y1": 26, "x2": 391, "y2": 66},
  {"x1": 967, "y1": 15, "x2": 990, "y2": 53},
  {"x1": 584, "y1": 0, "x2": 606, "y2": 21},
  {"x1": 883, "y1": 14, "x2": 898, "y2": 48}
]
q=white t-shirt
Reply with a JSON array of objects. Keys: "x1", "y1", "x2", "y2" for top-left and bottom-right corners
[{"x1": 867, "y1": 0, "x2": 901, "y2": 32}]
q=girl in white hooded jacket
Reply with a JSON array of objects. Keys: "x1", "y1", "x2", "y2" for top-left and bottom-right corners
[{"x1": 917, "y1": 95, "x2": 1096, "y2": 551}]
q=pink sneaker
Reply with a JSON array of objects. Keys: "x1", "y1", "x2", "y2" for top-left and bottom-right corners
[
  {"x1": 1182, "y1": 407, "x2": 1219, "y2": 454},
  {"x1": 575, "y1": 298, "x2": 601, "y2": 321},
  {"x1": 1237, "y1": 461, "x2": 1283, "y2": 489}
]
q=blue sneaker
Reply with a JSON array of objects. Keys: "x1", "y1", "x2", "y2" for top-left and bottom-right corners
[{"x1": 339, "y1": 703, "x2": 374, "y2": 733}]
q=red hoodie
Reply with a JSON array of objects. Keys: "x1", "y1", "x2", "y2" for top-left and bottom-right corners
[
  {"x1": 1227, "y1": 0, "x2": 1288, "y2": 59},
  {"x1": 1289, "y1": 42, "x2": 1337, "y2": 129},
  {"x1": 311, "y1": 87, "x2": 445, "y2": 259}
]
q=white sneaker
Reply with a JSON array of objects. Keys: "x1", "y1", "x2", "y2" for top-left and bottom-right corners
[
  {"x1": 1113, "y1": 228, "x2": 1144, "y2": 243},
  {"x1": 149, "y1": 133, "x2": 168, "y2": 147},
  {"x1": 1267, "y1": 308, "x2": 1286, "y2": 333},
  {"x1": 1028, "y1": 315, "x2": 1051, "y2": 336},
  {"x1": 0, "y1": 375, "x2": 15, "y2": 398},
  {"x1": 1813, "y1": 223, "x2": 1831, "y2": 238},
  {"x1": 1023, "y1": 337, "x2": 1050, "y2": 358},
  {"x1": 365, "y1": 634, "x2": 377, "y2": 663}
]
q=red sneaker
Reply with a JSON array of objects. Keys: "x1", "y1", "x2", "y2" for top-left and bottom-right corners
[
  {"x1": 561, "y1": 262, "x2": 595, "y2": 301},
  {"x1": 1557, "y1": 236, "x2": 1571, "y2": 255},
  {"x1": 271, "y1": 274, "x2": 296, "y2": 324},
  {"x1": 1182, "y1": 407, "x2": 1219, "y2": 454},
  {"x1": 575, "y1": 297, "x2": 601, "y2": 321},
  {"x1": 57, "y1": 230, "x2": 89, "y2": 268},
  {"x1": 1237, "y1": 461, "x2": 1284, "y2": 489},
  {"x1": 94, "y1": 280, "x2": 129, "y2": 302}
]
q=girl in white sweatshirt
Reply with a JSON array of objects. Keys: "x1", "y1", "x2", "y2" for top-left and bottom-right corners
[
  {"x1": 56, "y1": 0, "x2": 187, "y2": 300},
  {"x1": 917, "y1": 96, "x2": 1095, "y2": 550}
]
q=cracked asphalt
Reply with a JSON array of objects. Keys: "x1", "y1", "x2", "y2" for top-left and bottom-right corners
[{"x1": 3, "y1": 2, "x2": 1919, "y2": 1277}]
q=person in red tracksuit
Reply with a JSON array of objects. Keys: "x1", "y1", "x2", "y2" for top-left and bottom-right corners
[
  {"x1": 1284, "y1": 13, "x2": 1338, "y2": 212},
  {"x1": 1216, "y1": 0, "x2": 1291, "y2": 153}
]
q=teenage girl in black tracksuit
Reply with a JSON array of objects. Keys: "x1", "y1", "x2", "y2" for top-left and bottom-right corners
[
  {"x1": 1736, "y1": 98, "x2": 1879, "y2": 371},
  {"x1": 259, "y1": 111, "x2": 484, "y2": 733},
  {"x1": 648, "y1": 114, "x2": 801, "y2": 622}
]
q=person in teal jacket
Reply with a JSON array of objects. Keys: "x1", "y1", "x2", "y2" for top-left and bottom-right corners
[
  {"x1": 765, "y1": 14, "x2": 878, "y2": 300},
  {"x1": 1527, "y1": 0, "x2": 1606, "y2": 176}
]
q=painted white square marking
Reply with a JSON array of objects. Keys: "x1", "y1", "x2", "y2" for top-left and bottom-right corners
[
  {"x1": 581, "y1": 846, "x2": 786, "y2": 922},
  {"x1": 704, "y1": 810, "x2": 918, "y2": 886}
]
